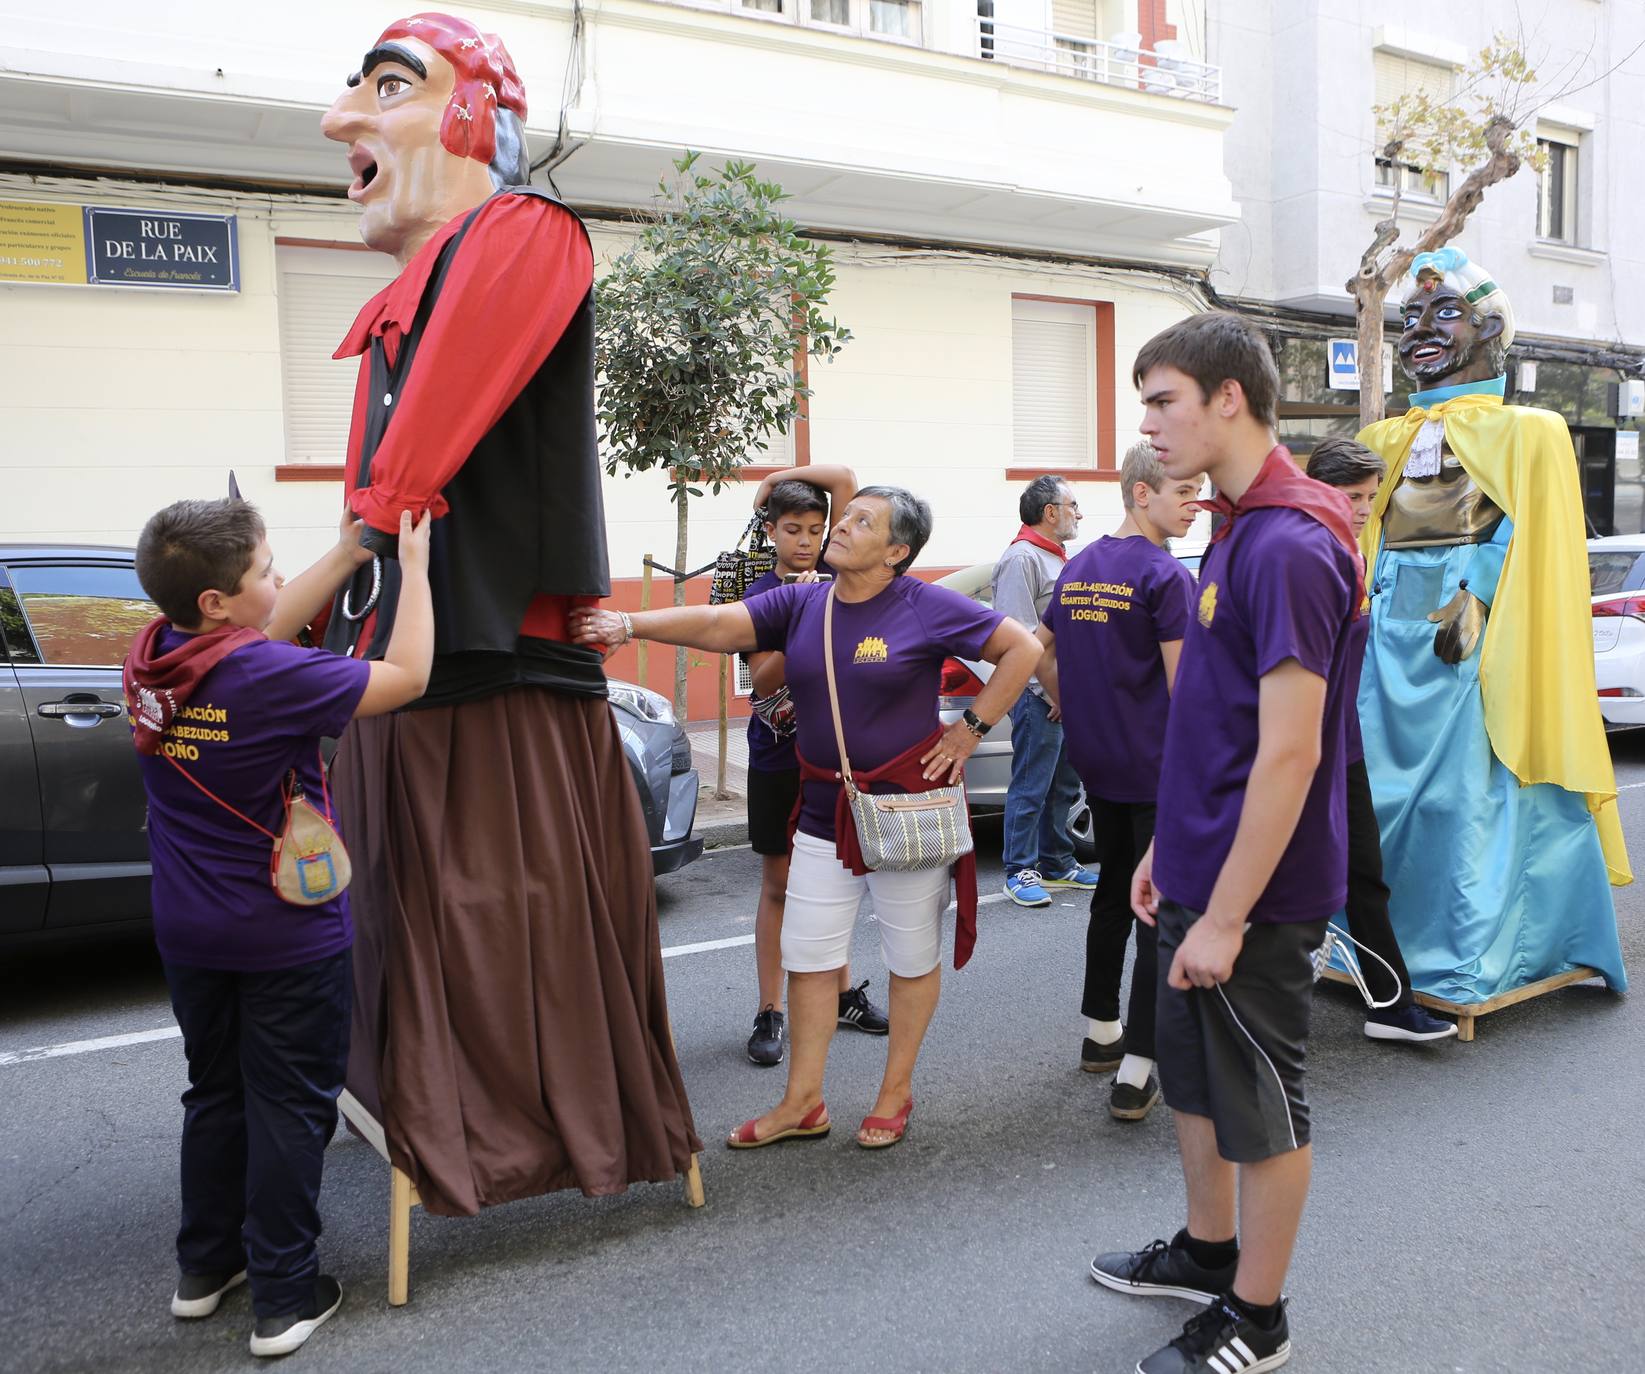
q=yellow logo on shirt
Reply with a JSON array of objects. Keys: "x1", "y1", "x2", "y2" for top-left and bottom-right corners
[
  {"x1": 853, "y1": 636, "x2": 889, "y2": 664},
  {"x1": 1198, "y1": 581, "x2": 1219, "y2": 628}
]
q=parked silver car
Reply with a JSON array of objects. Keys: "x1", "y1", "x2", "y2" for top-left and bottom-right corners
[{"x1": 0, "y1": 544, "x2": 701, "y2": 944}]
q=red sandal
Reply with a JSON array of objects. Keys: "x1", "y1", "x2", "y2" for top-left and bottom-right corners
[
  {"x1": 726, "y1": 1101, "x2": 831, "y2": 1149},
  {"x1": 857, "y1": 1096, "x2": 913, "y2": 1149}
]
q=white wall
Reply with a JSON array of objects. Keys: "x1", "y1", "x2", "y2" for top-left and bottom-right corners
[{"x1": 0, "y1": 173, "x2": 1198, "y2": 580}]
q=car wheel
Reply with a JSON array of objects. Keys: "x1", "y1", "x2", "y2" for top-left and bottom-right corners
[{"x1": 1068, "y1": 789, "x2": 1097, "y2": 866}]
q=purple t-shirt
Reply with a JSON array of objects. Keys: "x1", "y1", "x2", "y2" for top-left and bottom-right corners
[
  {"x1": 138, "y1": 628, "x2": 371, "y2": 970},
  {"x1": 1044, "y1": 535, "x2": 1194, "y2": 803},
  {"x1": 741, "y1": 570, "x2": 796, "y2": 774},
  {"x1": 1343, "y1": 610, "x2": 1369, "y2": 765},
  {"x1": 1154, "y1": 508, "x2": 1357, "y2": 924},
  {"x1": 746, "y1": 577, "x2": 1003, "y2": 841}
]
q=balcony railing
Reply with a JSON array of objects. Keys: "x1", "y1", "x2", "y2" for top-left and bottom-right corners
[{"x1": 975, "y1": 20, "x2": 1221, "y2": 105}]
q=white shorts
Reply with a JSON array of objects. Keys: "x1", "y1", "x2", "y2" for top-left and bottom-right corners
[{"x1": 781, "y1": 830, "x2": 951, "y2": 979}]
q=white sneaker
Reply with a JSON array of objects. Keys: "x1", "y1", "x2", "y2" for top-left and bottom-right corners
[{"x1": 249, "y1": 1276, "x2": 342, "y2": 1358}]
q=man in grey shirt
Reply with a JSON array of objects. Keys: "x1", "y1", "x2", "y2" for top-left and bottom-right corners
[{"x1": 995, "y1": 476, "x2": 1097, "y2": 906}]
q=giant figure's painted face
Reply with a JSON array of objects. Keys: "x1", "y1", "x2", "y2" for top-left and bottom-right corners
[
  {"x1": 1397, "y1": 277, "x2": 1504, "y2": 389},
  {"x1": 320, "y1": 14, "x2": 526, "y2": 263}
]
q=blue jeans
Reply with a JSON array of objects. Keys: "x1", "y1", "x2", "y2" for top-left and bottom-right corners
[{"x1": 1002, "y1": 690, "x2": 1080, "y2": 877}]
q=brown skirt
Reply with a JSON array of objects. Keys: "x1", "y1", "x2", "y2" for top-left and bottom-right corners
[{"x1": 331, "y1": 687, "x2": 701, "y2": 1217}]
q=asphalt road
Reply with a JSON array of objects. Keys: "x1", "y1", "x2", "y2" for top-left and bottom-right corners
[{"x1": 5, "y1": 742, "x2": 1645, "y2": 1374}]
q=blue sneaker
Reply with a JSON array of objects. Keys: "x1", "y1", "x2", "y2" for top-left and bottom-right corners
[
  {"x1": 1042, "y1": 864, "x2": 1099, "y2": 890},
  {"x1": 1005, "y1": 870, "x2": 1052, "y2": 907}
]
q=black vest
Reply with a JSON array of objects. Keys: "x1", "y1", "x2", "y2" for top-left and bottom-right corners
[{"x1": 324, "y1": 187, "x2": 610, "y2": 703}]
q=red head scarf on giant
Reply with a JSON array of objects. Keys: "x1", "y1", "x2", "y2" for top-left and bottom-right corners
[{"x1": 377, "y1": 12, "x2": 528, "y2": 167}]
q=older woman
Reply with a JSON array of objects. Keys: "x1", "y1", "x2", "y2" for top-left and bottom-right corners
[{"x1": 571, "y1": 486, "x2": 1040, "y2": 1149}]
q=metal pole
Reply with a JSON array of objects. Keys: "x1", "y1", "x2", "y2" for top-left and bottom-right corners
[{"x1": 638, "y1": 555, "x2": 653, "y2": 688}]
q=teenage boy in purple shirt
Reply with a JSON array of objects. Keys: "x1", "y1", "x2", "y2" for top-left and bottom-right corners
[
  {"x1": 1090, "y1": 314, "x2": 1362, "y2": 1374},
  {"x1": 125, "y1": 498, "x2": 433, "y2": 1358},
  {"x1": 740, "y1": 465, "x2": 888, "y2": 1067},
  {"x1": 1303, "y1": 437, "x2": 1456, "y2": 1043},
  {"x1": 1036, "y1": 440, "x2": 1200, "y2": 1122}
]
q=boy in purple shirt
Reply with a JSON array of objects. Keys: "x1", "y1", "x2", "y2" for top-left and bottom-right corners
[
  {"x1": 1303, "y1": 438, "x2": 1456, "y2": 1044},
  {"x1": 740, "y1": 466, "x2": 887, "y2": 1067},
  {"x1": 1036, "y1": 440, "x2": 1200, "y2": 1122},
  {"x1": 1089, "y1": 314, "x2": 1362, "y2": 1374},
  {"x1": 126, "y1": 498, "x2": 433, "y2": 1358}
]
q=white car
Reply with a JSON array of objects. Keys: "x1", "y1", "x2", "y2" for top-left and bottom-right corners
[{"x1": 1589, "y1": 535, "x2": 1645, "y2": 730}]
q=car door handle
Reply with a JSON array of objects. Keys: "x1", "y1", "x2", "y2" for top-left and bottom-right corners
[{"x1": 38, "y1": 700, "x2": 125, "y2": 719}]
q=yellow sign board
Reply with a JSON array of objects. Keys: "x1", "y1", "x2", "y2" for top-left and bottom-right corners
[{"x1": 0, "y1": 200, "x2": 88, "y2": 285}]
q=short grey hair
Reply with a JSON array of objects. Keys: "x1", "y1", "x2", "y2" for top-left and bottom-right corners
[
  {"x1": 856, "y1": 484, "x2": 933, "y2": 575},
  {"x1": 1019, "y1": 474, "x2": 1067, "y2": 526},
  {"x1": 1120, "y1": 441, "x2": 1168, "y2": 510},
  {"x1": 488, "y1": 108, "x2": 531, "y2": 189}
]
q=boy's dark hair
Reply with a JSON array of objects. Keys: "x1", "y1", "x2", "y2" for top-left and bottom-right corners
[
  {"x1": 1305, "y1": 435, "x2": 1386, "y2": 488},
  {"x1": 1132, "y1": 312, "x2": 1280, "y2": 429},
  {"x1": 764, "y1": 479, "x2": 830, "y2": 521},
  {"x1": 1018, "y1": 474, "x2": 1067, "y2": 526},
  {"x1": 136, "y1": 498, "x2": 266, "y2": 627}
]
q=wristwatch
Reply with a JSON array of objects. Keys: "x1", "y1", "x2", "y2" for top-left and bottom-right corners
[{"x1": 961, "y1": 708, "x2": 992, "y2": 738}]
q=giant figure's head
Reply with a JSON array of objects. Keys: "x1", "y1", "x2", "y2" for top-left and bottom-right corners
[
  {"x1": 321, "y1": 13, "x2": 530, "y2": 264},
  {"x1": 1397, "y1": 247, "x2": 1515, "y2": 389}
]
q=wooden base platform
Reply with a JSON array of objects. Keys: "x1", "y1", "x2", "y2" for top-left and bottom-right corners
[
  {"x1": 1320, "y1": 965, "x2": 1602, "y2": 1042},
  {"x1": 338, "y1": 1090, "x2": 705, "y2": 1306}
]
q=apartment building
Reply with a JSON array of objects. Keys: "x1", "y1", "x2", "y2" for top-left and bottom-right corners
[
  {"x1": 1207, "y1": 0, "x2": 1645, "y2": 534},
  {"x1": 0, "y1": 0, "x2": 1235, "y2": 714}
]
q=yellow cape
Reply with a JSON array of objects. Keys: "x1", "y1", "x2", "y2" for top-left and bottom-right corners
[{"x1": 1359, "y1": 393, "x2": 1630, "y2": 885}]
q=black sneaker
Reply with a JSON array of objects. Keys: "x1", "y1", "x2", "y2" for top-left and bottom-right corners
[
  {"x1": 171, "y1": 1267, "x2": 247, "y2": 1318},
  {"x1": 1090, "y1": 1230, "x2": 1237, "y2": 1304},
  {"x1": 1137, "y1": 1295, "x2": 1291, "y2": 1373},
  {"x1": 1110, "y1": 1073, "x2": 1162, "y2": 1122},
  {"x1": 838, "y1": 980, "x2": 889, "y2": 1035},
  {"x1": 1364, "y1": 1002, "x2": 1459, "y2": 1043},
  {"x1": 249, "y1": 1276, "x2": 343, "y2": 1358},
  {"x1": 1080, "y1": 1031, "x2": 1126, "y2": 1073},
  {"x1": 747, "y1": 1006, "x2": 786, "y2": 1066}
]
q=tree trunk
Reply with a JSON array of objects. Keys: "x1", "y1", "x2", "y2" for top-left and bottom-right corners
[
  {"x1": 1354, "y1": 279, "x2": 1389, "y2": 430},
  {"x1": 672, "y1": 486, "x2": 690, "y2": 725}
]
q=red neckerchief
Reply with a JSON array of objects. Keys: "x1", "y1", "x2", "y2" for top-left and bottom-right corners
[
  {"x1": 122, "y1": 617, "x2": 263, "y2": 755},
  {"x1": 1011, "y1": 524, "x2": 1068, "y2": 562},
  {"x1": 1196, "y1": 446, "x2": 1366, "y2": 612},
  {"x1": 791, "y1": 729, "x2": 980, "y2": 970}
]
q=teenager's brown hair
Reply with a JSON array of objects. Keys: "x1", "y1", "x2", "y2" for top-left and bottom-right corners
[
  {"x1": 135, "y1": 498, "x2": 265, "y2": 627},
  {"x1": 1305, "y1": 435, "x2": 1386, "y2": 488},
  {"x1": 1132, "y1": 312, "x2": 1280, "y2": 428}
]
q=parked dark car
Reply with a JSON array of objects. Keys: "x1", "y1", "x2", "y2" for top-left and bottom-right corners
[{"x1": 0, "y1": 544, "x2": 701, "y2": 942}]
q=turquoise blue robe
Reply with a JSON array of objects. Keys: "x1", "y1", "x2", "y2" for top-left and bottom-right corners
[{"x1": 1356, "y1": 382, "x2": 1627, "y2": 1003}]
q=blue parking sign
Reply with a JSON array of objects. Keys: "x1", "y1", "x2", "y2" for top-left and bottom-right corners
[{"x1": 1327, "y1": 339, "x2": 1359, "y2": 389}]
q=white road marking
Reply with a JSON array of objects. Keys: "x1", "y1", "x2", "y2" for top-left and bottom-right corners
[
  {"x1": 0, "y1": 1025, "x2": 181, "y2": 1067},
  {"x1": 1619, "y1": 781, "x2": 1645, "y2": 790},
  {"x1": 1, "y1": 888, "x2": 1028, "y2": 1067}
]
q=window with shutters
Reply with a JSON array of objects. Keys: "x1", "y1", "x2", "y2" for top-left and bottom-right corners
[
  {"x1": 1007, "y1": 295, "x2": 1116, "y2": 481},
  {"x1": 1372, "y1": 51, "x2": 1454, "y2": 201},
  {"x1": 1536, "y1": 127, "x2": 1581, "y2": 244},
  {"x1": 275, "y1": 243, "x2": 399, "y2": 474}
]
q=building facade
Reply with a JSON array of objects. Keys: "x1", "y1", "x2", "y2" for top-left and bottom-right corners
[
  {"x1": 1207, "y1": 0, "x2": 1645, "y2": 534},
  {"x1": 1, "y1": 0, "x2": 1230, "y2": 715}
]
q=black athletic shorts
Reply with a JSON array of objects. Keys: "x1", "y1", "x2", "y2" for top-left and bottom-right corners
[
  {"x1": 747, "y1": 765, "x2": 801, "y2": 857},
  {"x1": 1154, "y1": 899, "x2": 1327, "y2": 1163}
]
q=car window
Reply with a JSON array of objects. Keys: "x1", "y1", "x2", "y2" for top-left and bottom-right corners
[
  {"x1": 1588, "y1": 552, "x2": 1643, "y2": 597},
  {"x1": 9, "y1": 564, "x2": 156, "y2": 667}
]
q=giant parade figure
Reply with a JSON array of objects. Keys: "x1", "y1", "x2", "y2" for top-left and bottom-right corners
[
  {"x1": 1357, "y1": 247, "x2": 1628, "y2": 1012},
  {"x1": 316, "y1": 12, "x2": 700, "y2": 1215}
]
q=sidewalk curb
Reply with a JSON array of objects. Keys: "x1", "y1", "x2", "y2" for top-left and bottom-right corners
[{"x1": 700, "y1": 817, "x2": 749, "y2": 850}]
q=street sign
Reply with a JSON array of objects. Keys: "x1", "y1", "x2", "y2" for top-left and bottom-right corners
[
  {"x1": 84, "y1": 207, "x2": 239, "y2": 291},
  {"x1": 1326, "y1": 338, "x2": 1393, "y2": 393}
]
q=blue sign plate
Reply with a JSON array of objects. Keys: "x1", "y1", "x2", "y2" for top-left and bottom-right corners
[{"x1": 84, "y1": 207, "x2": 238, "y2": 292}]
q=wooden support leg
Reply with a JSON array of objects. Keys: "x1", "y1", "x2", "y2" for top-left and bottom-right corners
[
  {"x1": 389, "y1": 1166, "x2": 415, "y2": 1307},
  {"x1": 683, "y1": 1153, "x2": 705, "y2": 1209},
  {"x1": 1456, "y1": 1011, "x2": 1475, "y2": 1043}
]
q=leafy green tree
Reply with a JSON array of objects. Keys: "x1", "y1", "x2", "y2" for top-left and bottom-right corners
[{"x1": 597, "y1": 152, "x2": 850, "y2": 719}]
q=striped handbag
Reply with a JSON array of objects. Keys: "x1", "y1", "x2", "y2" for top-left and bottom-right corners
[{"x1": 823, "y1": 585, "x2": 973, "y2": 872}]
